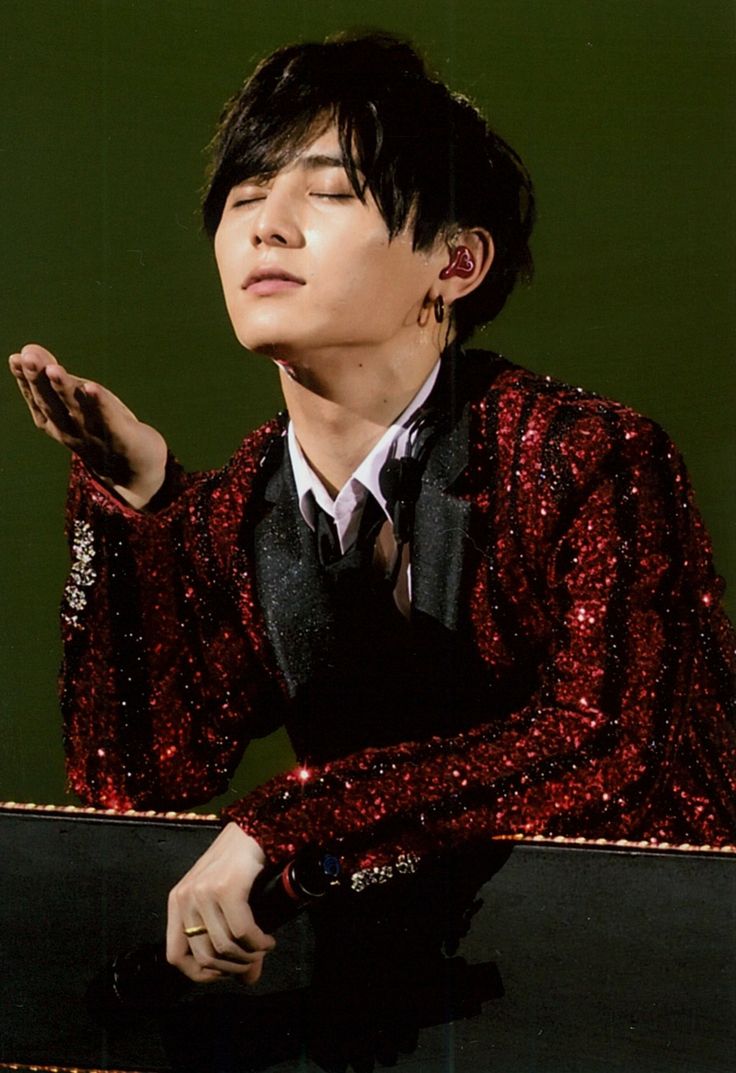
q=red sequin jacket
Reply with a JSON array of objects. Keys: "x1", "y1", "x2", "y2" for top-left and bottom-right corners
[{"x1": 60, "y1": 354, "x2": 736, "y2": 879}]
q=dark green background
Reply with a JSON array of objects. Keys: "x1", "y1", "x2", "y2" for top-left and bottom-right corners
[{"x1": 1, "y1": 0, "x2": 733, "y2": 810}]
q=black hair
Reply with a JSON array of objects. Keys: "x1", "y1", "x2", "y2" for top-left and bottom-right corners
[{"x1": 202, "y1": 31, "x2": 535, "y2": 341}]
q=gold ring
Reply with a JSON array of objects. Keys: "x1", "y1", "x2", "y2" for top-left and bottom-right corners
[{"x1": 183, "y1": 923, "x2": 208, "y2": 938}]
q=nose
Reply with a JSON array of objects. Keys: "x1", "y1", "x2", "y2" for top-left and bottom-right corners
[{"x1": 251, "y1": 185, "x2": 304, "y2": 249}]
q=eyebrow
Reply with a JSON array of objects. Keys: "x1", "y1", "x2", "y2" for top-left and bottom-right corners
[
  {"x1": 234, "y1": 154, "x2": 350, "y2": 190},
  {"x1": 296, "y1": 153, "x2": 346, "y2": 171}
]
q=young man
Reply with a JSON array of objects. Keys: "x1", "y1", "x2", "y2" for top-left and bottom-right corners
[{"x1": 8, "y1": 33, "x2": 735, "y2": 986}]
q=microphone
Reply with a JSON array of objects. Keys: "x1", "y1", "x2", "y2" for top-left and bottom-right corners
[
  {"x1": 379, "y1": 407, "x2": 440, "y2": 577},
  {"x1": 379, "y1": 455, "x2": 424, "y2": 546},
  {"x1": 86, "y1": 844, "x2": 340, "y2": 1023}
]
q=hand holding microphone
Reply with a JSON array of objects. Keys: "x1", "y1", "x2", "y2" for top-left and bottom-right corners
[{"x1": 87, "y1": 833, "x2": 339, "y2": 1023}]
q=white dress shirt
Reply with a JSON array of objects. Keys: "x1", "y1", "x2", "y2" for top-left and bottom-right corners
[{"x1": 287, "y1": 359, "x2": 441, "y2": 616}]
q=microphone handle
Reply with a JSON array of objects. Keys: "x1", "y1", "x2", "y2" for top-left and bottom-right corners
[{"x1": 87, "y1": 845, "x2": 339, "y2": 1022}]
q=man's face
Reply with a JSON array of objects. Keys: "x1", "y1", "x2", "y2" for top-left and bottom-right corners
[{"x1": 214, "y1": 126, "x2": 445, "y2": 360}]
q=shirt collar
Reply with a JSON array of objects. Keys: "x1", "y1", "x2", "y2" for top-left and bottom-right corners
[{"x1": 288, "y1": 359, "x2": 441, "y2": 547}]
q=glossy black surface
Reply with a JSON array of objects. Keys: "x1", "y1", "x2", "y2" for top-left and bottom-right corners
[{"x1": 1, "y1": 808, "x2": 733, "y2": 1073}]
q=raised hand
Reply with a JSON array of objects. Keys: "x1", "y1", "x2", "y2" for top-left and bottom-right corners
[
  {"x1": 166, "y1": 822, "x2": 276, "y2": 984},
  {"x1": 8, "y1": 343, "x2": 168, "y2": 509}
]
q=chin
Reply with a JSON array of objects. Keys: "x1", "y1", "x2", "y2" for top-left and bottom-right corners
[
  {"x1": 236, "y1": 331, "x2": 292, "y2": 357},
  {"x1": 231, "y1": 320, "x2": 282, "y2": 352},
  {"x1": 230, "y1": 312, "x2": 300, "y2": 353}
]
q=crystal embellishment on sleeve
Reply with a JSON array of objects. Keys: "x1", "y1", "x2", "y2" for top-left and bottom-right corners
[
  {"x1": 61, "y1": 520, "x2": 97, "y2": 628},
  {"x1": 350, "y1": 851, "x2": 421, "y2": 892}
]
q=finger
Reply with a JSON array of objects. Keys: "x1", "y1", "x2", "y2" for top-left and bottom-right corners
[
  {"x1": 9, "y1": 347, "x2": 50, "y2": 422},
  {"x1": 165, "y1": 900, "x2": 225, "y2": 984},
  {"x1": 197, "y1": 909, "x2": 260, "y2": 969},
  {"x1": 167, "y1": 947, "x2": 225, "y2": 984},
  {"x1": 189, "y1": 896, "x2": 269, "y2": 969},
  {"x1": 9, "y1": 354, "x2": 48, "y2": 427},
  {"x1": 19, "y1": 342, "x2": 59, "y2": 365},
  {"x1": 186, "y1": 933, "x2": 266, "y2": 976},
  {"x1": 58, "y1": 376, "x2": 144, "y2": 485},
  {"x1": 178, "y1": 949, "x2": 261, "y2": 985},
  {"x1": 17, "y1": 348, "x2": 96, "y2": 440},
  {"x1": 169, "y1": 890, "x2": 265, "y2": 975},
  {"x1": 49, "y1": 376, "x2": 132, "y2": 482},
  {"x1": 221, "y1": 896, "x2": 276, "y2": 955},
  {"x1": 181, "y1": 958, "x2": 226, "y2": 984},
  {"x1": 239, "y1": 957, "x2": 265, "y2": 986},
  {"x1": 8, "y1": 352, "x2": 31, "y2": 382},
  {"x1": 73, "y1": 381, "x2": 113, "y2": 443},
  {"x1": 165, "y1": 892, "x2": 193, "y2": 967},
  {"x1": 46, "y1": 369, "x2": 112, "y2": 449},
  {"x1": 45, "y1": 363, "x2": 86, "y2": 415},
  {"x1": 22, "y1": 360, "x2": 80, "y2": 438}
]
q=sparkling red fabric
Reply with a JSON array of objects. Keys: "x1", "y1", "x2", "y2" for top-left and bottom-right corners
[{"x1": 60, "y1": 360, "x2": 736, "y2": 877}]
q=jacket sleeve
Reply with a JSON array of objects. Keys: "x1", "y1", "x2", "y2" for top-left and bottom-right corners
[
  {"x1": 61, "y1": 431, "x2": 285, "y2": 811},
  {"x1": 223, "y1": 405, "x2": 736, "y2": 883}
]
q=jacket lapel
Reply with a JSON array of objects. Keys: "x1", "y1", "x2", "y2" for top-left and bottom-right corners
[
  {"x1": 411, "y1": 362, "x2": 471, "y2": 632},
  {"x1": 252, "y1": 441, "x2": 336, "y2": 699},
  {"x1": 412, "y1": 347, "x2": 506, "y2": 632}
]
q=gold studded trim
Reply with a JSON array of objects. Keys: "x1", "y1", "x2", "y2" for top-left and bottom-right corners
[
  {"x1": 0, "y1": 800, "x2": 219, "y2": 822},
  {"x1": 0, "y1": 802, "x2": 733, "y2": 854},
  {"x1": 0, "y1": 1063, "x2": 146, "y2": 1073}
]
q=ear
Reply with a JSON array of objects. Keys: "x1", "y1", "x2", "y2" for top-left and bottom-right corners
[{"x1": 437, "y1": 228, "x2": 494, "y2": 304}]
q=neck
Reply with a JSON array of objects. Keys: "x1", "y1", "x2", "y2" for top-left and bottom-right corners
[{"x1": 276, "y1": 333, "x2": 443, "y2": 496}]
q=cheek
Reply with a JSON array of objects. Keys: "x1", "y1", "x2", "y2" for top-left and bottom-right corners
[
  {"x1": 214, "y1": 230, "x2": 241, "y2": 290},
  {"x1": 314, "y1": 232, "x2": 412, "y2": 307},
  {"x1": 349, "y1": 242, "x2": 427, "y2": 315}
]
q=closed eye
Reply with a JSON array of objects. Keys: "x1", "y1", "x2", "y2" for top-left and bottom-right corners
[
  {"x1": 231, "y1": 196, "x2": 266, "y2": 208},
  {"x1": 230, "y1": 193, "x2": 352, "y2": 208}
]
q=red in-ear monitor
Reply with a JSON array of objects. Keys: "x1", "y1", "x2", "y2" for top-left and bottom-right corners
[{"x1": 439, "y1": 245, "x2": 476, "y2": 280}]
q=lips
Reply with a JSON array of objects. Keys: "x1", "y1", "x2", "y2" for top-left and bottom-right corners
[{"x1": 243, "y1": 267, "x2": 306, "y2": 292}]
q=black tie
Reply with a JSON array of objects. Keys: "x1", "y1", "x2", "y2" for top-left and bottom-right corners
[{"x1": 314, "y1": 493, "x2": 386, "y2": 577}]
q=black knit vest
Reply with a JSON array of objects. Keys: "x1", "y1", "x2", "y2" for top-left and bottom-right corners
[{"x1": 283, "y1": 508, "x2": 492, "y2": 766}]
